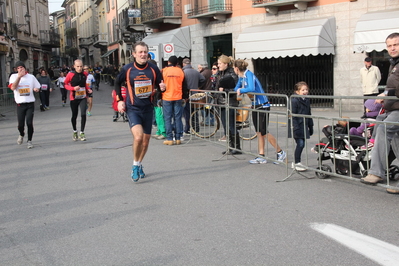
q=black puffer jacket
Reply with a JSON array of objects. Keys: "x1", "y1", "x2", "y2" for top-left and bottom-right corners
[{"x1": 217, "y1": 67, "x2": 238, "y2": 107}]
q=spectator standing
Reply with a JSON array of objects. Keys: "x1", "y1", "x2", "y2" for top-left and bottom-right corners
[
  {"x1": 289, "y1": 81, "x2": 313, "y2": 171},
  {"x1": 182, "y1": 58, "x2": 205, "y2": 134},
  {"x1": 115, "y1": 41, "x2": 165, "y2": 182},
  {"x1": 93, "y1": 63, "x2": 101, "y2": 90},
  {"x1": 360, "y1": 57, "x2": 381, "y2": 98},
  {"x1": 217, "y1": 55, "x2": 240, "y2": 154},
  {"x1": 64, "y1": 59, "x2": 92, "y2": 141},
  {"x1": 198, "y1": 64, "x2": 212, "y2": 90},
  {"x1": 8, "y1": 61, "x2": 41, "y2": 149},
  {"x1": 234, "y1": 59, "x2": 286, "y2": 164},
  {"x1": 359, "y1": 32, "x2": 399, "y2": 193},
  {"x1": 162, "y1": 56, "x2": 187, "y2": 145}
]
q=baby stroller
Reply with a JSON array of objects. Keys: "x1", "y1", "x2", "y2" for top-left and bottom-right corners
[
  {"x1": 312, "y1": 123, "x2": 371, "y2": 178},
  {"x1": 312, "y1": 123, "x2": 399, "y2": 180}
]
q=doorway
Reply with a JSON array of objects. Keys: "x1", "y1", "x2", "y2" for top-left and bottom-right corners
[{"x1": 205, "y1": 33, "x2": 232, "y2": 66}]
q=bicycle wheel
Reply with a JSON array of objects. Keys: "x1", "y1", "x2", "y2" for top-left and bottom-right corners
[
  {"x1": 190, "y1": 108, "x2": 220, "y2": 138},
  {"x1": 239, "y1": 120, "x2": 257, "y2": 140}
]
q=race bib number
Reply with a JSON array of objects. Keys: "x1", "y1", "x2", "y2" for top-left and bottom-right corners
[
  {"x1": 75, "y1": 87, "x2": 86, "y2": 99},
  {"x1": 18, "y1": 85, "x2": 30, "y2": 96},
  {"x1": 134, "y1": 80, "x2": 152, "y2": 98},
  {"x1": 41, "y1": 84, "x2": 48, "y2": 91}
]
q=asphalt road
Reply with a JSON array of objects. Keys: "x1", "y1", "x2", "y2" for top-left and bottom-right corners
[{"x1": 1, "y1": 82, "x2": 399, "y2": 266}]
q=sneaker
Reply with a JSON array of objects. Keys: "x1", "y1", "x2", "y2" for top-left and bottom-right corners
[
  {"x1": 62, "y1": 102, "x2": 65, "y2": 107},
  {"x1": 79, "y1": 132, "x2": 86, "y2": 141},
  {"x1": 156, "y1": 135, "x2": 166, "y2": 140},
  {"x1": 72, "y1": 132, "x2": 78, "y2": 141},
  {"x1": 17, "y1": 135, "x2": 23, "y2": 145},
  {"x1": 183, "y1": 132, "x2": 191, "y2": 136},
  {"x1": 131, "y1": 165, "x2": 140, "y2": 182},
  {"x1": 27, "y1": 141, "x2": 33, "y2": 149},
  {"x1": 292, "y1": 162, "x2": 307, "y2": 171},
  {"x1": 44, "y1": 106, "x2": 50, "y2": 110},
  {"x1": 113, "y1": 115, "x2": 118, "y2": 122},
  {"x1": 139, "y1": 165, "x2": 146, "y2": 179},
  {"x1": 249, "y1": 157, "x2": 267, "y2": 164},
  {"x1": 360, "y1": 142, "x2": 374, "y2": 150},
  {"x1": 152, "y1": 134, "x2": 161, "y2": 139},
  {"x1": 274, "y1": 150, "x2": 287, "y2": 164},
  {"x1": 87, "y1": 111, "x2": 91, "y2": 116}
]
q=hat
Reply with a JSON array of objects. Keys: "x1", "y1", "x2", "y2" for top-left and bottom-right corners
[
  {"x1": 168, "y1": 56, "x2": 178, "y2": 66},
  {"x1": 364, "y1": 57, "x2": 372, "y2": 62},
  {"x1": 15, "y1": 61, "x2": 26, "y2": 69},
  {"x1": 364, "y1": 99, "x2": 382, "y2": 112},
  {"x1": 182, "y1": 58, "x2": 191, "y2": 64}
]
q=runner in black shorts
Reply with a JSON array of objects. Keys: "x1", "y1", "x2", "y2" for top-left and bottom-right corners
[{"x1": 115, "y1": 41, "x2": 166, "y2": 182}]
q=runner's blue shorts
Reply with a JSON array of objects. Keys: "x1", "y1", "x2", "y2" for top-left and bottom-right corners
[{"x1": 126, "y1": 105, "x2": 153, "y2": 135}]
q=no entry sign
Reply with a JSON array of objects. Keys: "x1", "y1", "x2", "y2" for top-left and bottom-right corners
[{"x1": 163, "y1": 43, "x2": 174, "y2": 60}]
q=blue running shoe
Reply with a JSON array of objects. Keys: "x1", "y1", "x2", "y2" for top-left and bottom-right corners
[
  {"x1": 131, "y1": 165, "x2": 140, "y2": 182},
  {"x1": 274, "y1": 150, "x2": 287, "y2": 165},
  {"x1": 139, "y1": 165, "x2": 146, "y2": 179}
]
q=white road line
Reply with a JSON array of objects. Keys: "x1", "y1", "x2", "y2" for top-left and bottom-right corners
[{"x1": 311, "y1": 223, "x2": 399, "y2": 266}]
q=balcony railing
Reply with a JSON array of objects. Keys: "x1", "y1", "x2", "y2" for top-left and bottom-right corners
[
  {"x1": 124, "y1": 9, "x2": 144, "y2": 32},
  {"x1": 93, "y1": 33, "x2": 108, "y2": 48},
  {"x1": 187, "y1": 0, "x2": 232, "y2": 16},
  {"x1": 40, "y1": 30, "x2": 60, "y2": 48},
  {"x1": 141, "y1": 0, "x2": 182, "y2": 27},
  {"x1": 79, "y1": 36, "x2": 93, "y2": 47}
]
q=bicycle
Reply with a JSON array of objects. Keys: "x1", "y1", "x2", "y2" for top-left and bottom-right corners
[{"x1": 189, "y1": 92, "x2": 257, "y2": 140}]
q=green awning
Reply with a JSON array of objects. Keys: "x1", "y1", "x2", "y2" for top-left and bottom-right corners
[{"x1": 101, "y1": 48, "x2": 118, "y2": 58}]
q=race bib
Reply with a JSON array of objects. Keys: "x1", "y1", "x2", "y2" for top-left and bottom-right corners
[
  {"x1": 75, "y1": 87, "x2": 86, "y2": 99},
  {"x1": 134, "y1": 80, "x2": 152, "y2": 98},
  {"x1": 41, "y1": 84, "x2": 48, "y2": 91},
  {"x1": 18, "y1": 85, "x2": 30, "y2": 96}
]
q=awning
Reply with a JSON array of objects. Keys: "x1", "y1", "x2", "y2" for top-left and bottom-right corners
[
  {"x1": 142, "y1": 26, "x2": 191, "y2": 58},
  {"x1": 235, "y1": 17, "x2": 336, "y2": 59},
  {"x1": 101, "y1": 48, "x2": 118, "y2": 58},
  {"x1": 354, "y1": 9, "x2": 399, "y2": 53}
]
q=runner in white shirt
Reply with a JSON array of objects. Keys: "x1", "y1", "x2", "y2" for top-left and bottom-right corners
[{"x1": 8, "y1": 61, "x2": 41, "y2": 149}]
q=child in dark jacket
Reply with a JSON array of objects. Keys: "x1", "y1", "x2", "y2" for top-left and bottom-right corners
[{"x1": 290, "y1": 81, "x2": 313, "y2": 171}]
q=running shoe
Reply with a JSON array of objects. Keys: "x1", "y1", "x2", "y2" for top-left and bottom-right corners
[
  {"x1": 79, "y1": 132, "x2": 86, "y2": 141},
  {"x1": 27, "y1": 141, "x2": 33, "y2": 149},
  {"x1": 274, "y1": 150, "x2": 287, "y2": 164},
  {"x1": 87, "y1": 111, "x2": 91, "y2": 116},
  {"x1": 139, "y1": 165, "x2": 146, "y2": 179},
  {"x1": 131, "y1": 165, "x2": 140, "y2": 182},
  {"x1": 17, "y1": 135, "x2": 23, "y2": 145},
  {"x1": 72, "y1": 132, "x2": 78, "y2": 141},
  {"x1": 249, "y1": 157, "x2": 267, "y2": 164}
]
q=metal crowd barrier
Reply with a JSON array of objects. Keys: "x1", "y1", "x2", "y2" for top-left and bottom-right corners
[
  {"x1": 0, "y1": 90, "x2": 16, "y2": 117},
  {"x1": 188, "y1": 91, "x2": 399, "y2": 189}
]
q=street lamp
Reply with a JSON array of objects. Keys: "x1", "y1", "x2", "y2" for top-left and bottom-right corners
[{"x1": 14, "y1": 13, "x2": 31, "y2": 29}]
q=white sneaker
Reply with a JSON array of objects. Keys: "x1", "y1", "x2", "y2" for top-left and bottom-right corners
[
  {"x1": 274, "y1": 150, "x2": 287, "y2": 164},
  {"x1": 17, "y1": 135, "x2": 23, "y2": 145},
  {"x1": 292, "y1": 162, "x2": 307, "y2": 172},
  {"x1": 249, "y1": 157, "x2": 267, "y2": 164},
  {"x1": 27, "y1": 141, "x2": 33, "y2": 149}
]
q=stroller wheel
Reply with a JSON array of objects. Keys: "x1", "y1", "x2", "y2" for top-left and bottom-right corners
[
  {"x1": 389, "y1": 165, "x2": 399, "y2": 180},
  {"x1": 316, "y1": 165, "x2": 332, "y2": 179}
]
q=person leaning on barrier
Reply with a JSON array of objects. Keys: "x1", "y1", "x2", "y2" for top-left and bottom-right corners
[
  {"x1": 217, "y1": 55, "x2": 240, "y2": 155},
  {"x1": 233, "y1": 59, "x2": 286, "y2": 163},
  {"x1": 8, "y1": 61, "x2": 41, "y2": 149},
  {"x1": 359, "y1": 32, "x2": 399, "y2": 193}
]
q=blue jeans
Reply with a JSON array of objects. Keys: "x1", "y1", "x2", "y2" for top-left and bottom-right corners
[
  {"x1": 162, "y1": 99, "x2": 184, "y2": 141},
  {"x1": 294, "y1": 138, "x2": 305, "y2": 163}
]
